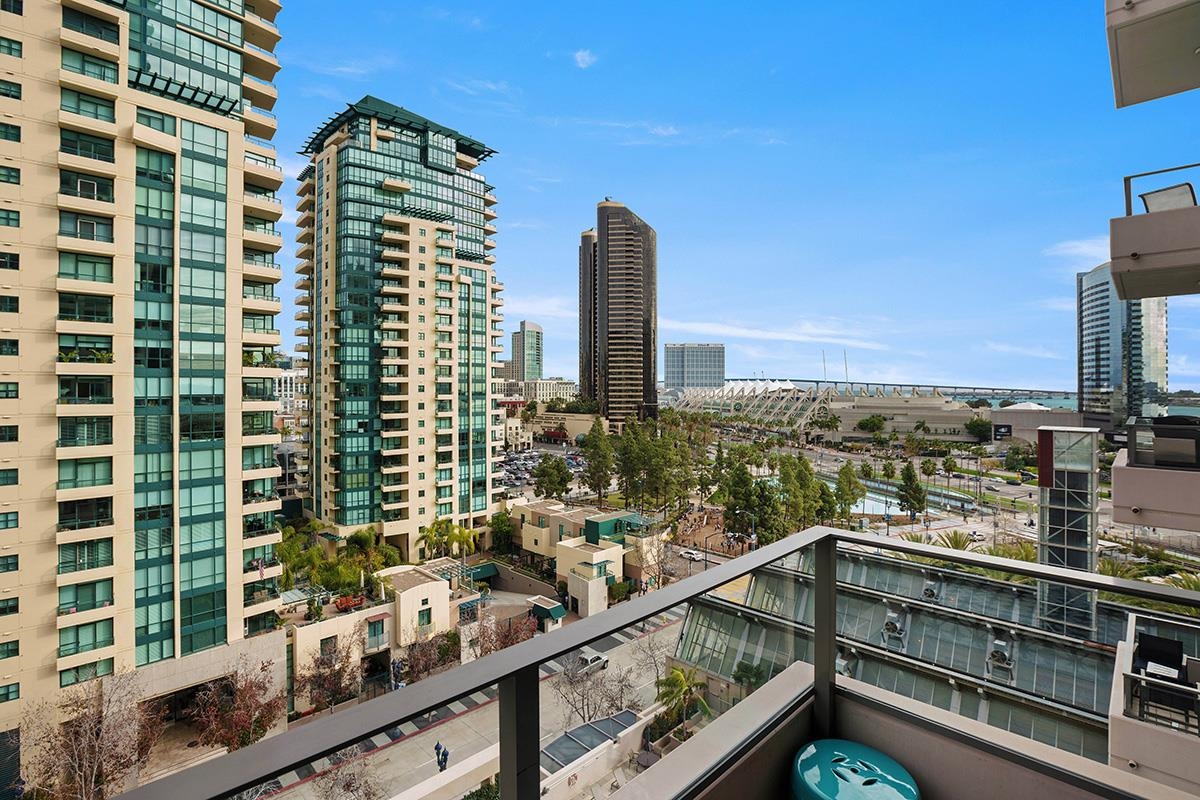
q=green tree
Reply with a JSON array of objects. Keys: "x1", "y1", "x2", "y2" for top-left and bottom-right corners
[
  {"x1": 731, "y1": 660, "x2": 766, "y2": 697},
  {"x1": 966, "y1": 398, "x2": 992, "y2": 409},
  {"x1": 655, "y1": 666, "x2": 711, "y2": 740},
  {"x1": 815, "y1": 481, "x2": 838, "y2": 524},
  {"x1": 520, "y1": 400, "x2": 538, "y2": 425},
  {"x1": 1004, "y1": 444, "x2": 1031, "y2": 472},
  {"x1": 533, "y1": 455, "x2": 572, "y2": 500},
  {"x1": 488, "y1": 511, "x2": 515, "y2": 555},
  {"x1": 580, "y1": 417, "x2": 614, "y2": 503},
  {"x1": 834, "y1": 461, "x2": 866, "y2": 525},
  {"x1": 189, "y1": 658, "x2": 286, "y2": 752},
  {"x1": 919, "y1": 458, "x2": 937, "y2": 481},
  {"x1": 858, "y1": 461, "x2": 874, "y2": 481},
  {"x1": 897, "y1": 462, "x2": 927, "y2": 521},
  {"x1": 614, "y1": 420, "x2": 650, "y2": 509},
  {"x1": 855, "y1": 414, "x2": 886, "y2": 434},
  {"x1": 941, "y1": 456, "x2": 957, "y2": 476},
  {"x1": 933, "y1": 530, "x2": 977, "y2": 551},
  {"x1": 881, "y1": 460, "x2": 896, "y2": 481},
  {"x1": 964, "y1": 416, "x2": 992, "y2": 442},
  {"x1": 912, "y1": 419, "x2": 931, "y2": 434}
]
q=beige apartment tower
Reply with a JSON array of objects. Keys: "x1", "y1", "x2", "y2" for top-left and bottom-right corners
[
  {"x1": 296, "y1": 97, "x2": 505, "y2": 561},
  {"x1": 579, "y1": 200, "x2": 657, "y2": 425},
  {"x1": 0, "y1": 0, "x2": 288, "y2": 788}
]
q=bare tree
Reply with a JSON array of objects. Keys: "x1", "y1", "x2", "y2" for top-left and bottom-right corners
[
  {"x1": 312, "y1": 746, "x2": 383, "y2": 800},
  {"x1": 550, "y1": 653, "x2": 641, "y2": 728},
  {"x1": 630, "y1": 628, "x2": 673, "y2": 684},
  {"x1": 469, "y1": 612, "x2": 538, "y2": 659},
  {"x1": 189, "y1": 657, "x2": 286, "y2": 752},
  {"x1": 19, "y1": 670, "x2": 165, "y2": 800},
  {"x1": 296, "y1": 631, "x2": 364, "y2": 713}
]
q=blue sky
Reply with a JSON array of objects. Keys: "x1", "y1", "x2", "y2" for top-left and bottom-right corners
[{"x1": 269, "y1": 2, "x2": 1200, "y2": 391}]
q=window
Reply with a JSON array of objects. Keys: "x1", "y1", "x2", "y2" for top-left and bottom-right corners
[
  {"x1": 58, "y1": 538, "x2": 113, "y2": 574},
  {"x1": 0, "y1": 297, "x2": 15, "y2": 312},
  {"x1": 0, "y1": 253, "x2": 15, "y2": 270},
  {"x1": 59, "y1": 293, "x2": 113, "y2": 323},
  {"x1": 418, "y1": 608, "x2": 432, "y2": 627},
  {"x1": 59, "y1": 252, "x2": 112, "y2": 282},
  {"x1": 61, "y1": 130, "x2": 113, "y2": 162},
  {"x1": 0, "y1": 641, "x2": 15, "y2": 659},
  {"x1": 0, "y1": 512, "x2": 16, "y2": 529},
  {"x1": 136, "y1": 108, "x2": 176, "y2": 134},
  {"x1": 60, "y1": 658, "x2": 112, "y2": 687},
  {"x1": 60, "y1": 170, "x2": 114, "y2": 201},
  {"x1": 62, "y1": 49, "x2": 117, "y2": 83},
  {"x1": 136, "y1": 149, "x2": 174, "y2": 182},
  {"x1": 0, "y1": 37, "x2": 20, "y2": 57},
  {"x1": 0, "y1": 339, "x2": 17, "y2": 356},
  {"x1": 0, "y1": 684, "x2": 17, "y2": 704},
  {"x1": 0, "y1": 210, "x2": 17, "y2": 227},
  {"x1": 0, "y1": 80, "x2": 18, "y2": 99},
  {"x1": 0, "y1": 469, "x2": 15, "y2": 486},
  {"x1": 59, "y1": 579, "x2": 112, "y2": 613},
  {"x1": 367, "y1": 619, "x2": 383, "y2": 640},
  {"x1": 62, "y1": 7, "x2": 118, "y2": 44},
  {"x1": 0, "y1": 1, "x2": 21, "y2": 15},
  {"x1": 57, "y1": 416, "x2": 112, "y2": 447},
  {"x1": 61, "y1": 89, "x2": 115, "y2": 122},
  {"x1": 58, "y1": 457, "x2": 111, "y2": 489},
  {"x1": 0, "y1": 598, "x2": 16, "y2": 616},
  {"x1": 0, "y1": 166, "x2": 17, "y2": 184},
  {"x1": 0, "y1": 383, "x2": 15, "y2": 399},
  {"x1": 319, "y1": 636, "x2": 337, "y2": 656},
  {"x1": 59, "y1": 619, "x2": 114, "y2": 656},
  {"x1": 0, "y1": 123, "x2": 17, "y2": 142},
  {"x1": 60, "y1": 211, "x2": 114, "y2": 242},
  {"x1": 0, "y1": 555, "x2": 15, "y2": 572},
  {"x1": 0, "y1": 426, "x2": 14, "y2": 441}
]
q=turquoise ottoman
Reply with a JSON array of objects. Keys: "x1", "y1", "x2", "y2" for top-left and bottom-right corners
[{"x1": 792, "y1": 739, "x2": 920, "y2": 799}]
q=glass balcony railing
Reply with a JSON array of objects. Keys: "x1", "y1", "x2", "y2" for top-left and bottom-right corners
[{"x1": 58, "y1": 638, "x2": 114, "y2": 658}]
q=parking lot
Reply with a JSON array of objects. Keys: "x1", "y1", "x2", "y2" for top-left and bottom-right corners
[{"x1": 496, "y1": 446, "x2": 588, "y2": 495}]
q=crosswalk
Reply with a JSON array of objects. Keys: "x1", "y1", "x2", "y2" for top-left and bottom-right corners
[{"x1": 255, "y1": 605, "x2": 688, "y2": 797}]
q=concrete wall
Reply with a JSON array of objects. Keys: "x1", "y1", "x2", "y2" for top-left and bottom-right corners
[
  {"x1": 492, "y1": 562, "x2": 558, "y2": 597},
  {"x1": 991, "y1": 407, "x2": 1084, "y2": 445}
]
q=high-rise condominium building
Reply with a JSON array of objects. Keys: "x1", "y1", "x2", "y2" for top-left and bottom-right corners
[
  {"x1": 0, "y1": 0, "x2": 287, "y2": 778},
  {"x1": 296, "y1": 97, "x2": 504, "y2": 560},
  {"x1": 1076, "y1": 262, "x2": 1167, "y2": 429},
  {"x1": 664, "y1": 343, "x2": 725, "y2": 391},
  {"x1": 578, "y1": 200, "x2": 657, "y2": 424},
  {"x1": 510, "y1": 320, "x2": 542, "y2": 382}
]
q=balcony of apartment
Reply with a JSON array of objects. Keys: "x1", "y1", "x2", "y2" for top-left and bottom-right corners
[
  {"x1": 296, "y1": 258, "x2": 314, "y2": 277},
  {"x1": 241, "y1": 458, "x2": 282, "y2": 483},
  {"x1": 243, "y1": 218, "x2": 283, "y2": 252},
  {"x1": 382, "y1": 177, "x2": 412, "y2": 193},
  {"x1": 242, "y1": 555, "x2": 282, "y2": 582},
  {"x1": 244, "y1": 152, "x2": 284, "y2": 190},
  {"x1": 241, "y1": 71, "x2": 278, "y2": 111},
  {"x1": 381, "y1": 491, "x2": 409, "y2": 513},
  {"x1": 240, "y1": 101, "x2": 278, "y2": 140},
  {"x1": 242, "y1": 283, "x2": 281, "y2": 315},
  {"x1": 295, "y1": 307, "x2": 312, "y2": 322},
  {"x1": 294, "y1": 325, "x2": 311, "y2": 340},
  {"x1": 55, "y1": 595, "x2": 114, "y2": 629},
  {"x1": 127, "y1": 527, "x2": 1200, "y2": 800},
  {"x1": 379, "y1": 299, "x2": 409, "y2": 315},
  {"x1": 242, "y1": 579, "x2": 282, "y2": 616},
  {"x1": 484, "y1": 253, "x2": 497, "y2": 265},
  {"x1": 296, "y1": 241, "x2": 315, "y2": 261},
  {"x1": 243, "y1": 189, "x2": 283, "y2": 221},
  {"x1": 483, "y1": 192, "x2": 498, "y2": 206},
  {"x1": 241, "y1": 490, "x2": 281, "y2": 516},
  {"x1": 59, "y1": 24, "x2": 120, "y2": 63},
  {"x1": 1112, "y1": 416, "x2": 1200, "y2": 531},
  {"x1": 243, "y1": 325, "x2": 281, "y2": 349},
  {"x1": 243, "y1": 512, "x2": 282, "y2": 542},
  {"x1": 483, "y1": 206, "x2": 498, "y2": 221},
  {"x1": 380, "y1": 279, "x2": 408, "y2": 297},
  {"x1": 381, "y1": 213, "x2": 411, "y2": 231},
  {"x1": 242, "y1": 257, "x2": 282, "y2": 284},
  {"x1": 242, "y1": 37, "x2": 281, "y2": 82},
  {"x1": 1110, "y1": 163, "x2": 1200, "y2": 300},
  {"x1": 1107, "y1": 0, "x2": 1200, "y2": 108}
]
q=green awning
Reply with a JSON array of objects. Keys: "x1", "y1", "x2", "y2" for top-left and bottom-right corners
[
  {"x1": 467, "y1": 562, "x2": 499, "y2": 580},
  {"x1": 531, "y1": 602, "x2": 566, "y2": 620}
]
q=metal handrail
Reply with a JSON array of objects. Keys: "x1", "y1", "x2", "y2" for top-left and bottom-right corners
[
  {"x1": 1123, "y1": 161, "x2": 1200, "y2": 216},
  {"x1": 121, "y1": 525, "x2": 1200, "y2": 800}
]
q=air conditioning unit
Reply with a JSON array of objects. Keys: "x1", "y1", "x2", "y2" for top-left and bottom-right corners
[
  {"x1": 883, "y1": 611, "x2": 905, "y2": 636},
  {"x1": 989, "y1": 639, "x2": 1013, "y2": 669},
  {"x1": 921, "y1": 581, "x2": 939, "y2": 602}
]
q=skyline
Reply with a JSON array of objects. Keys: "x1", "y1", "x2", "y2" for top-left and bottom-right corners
[{"x1": 270, "y1": 3, "x2": 1200, "y2": 390}]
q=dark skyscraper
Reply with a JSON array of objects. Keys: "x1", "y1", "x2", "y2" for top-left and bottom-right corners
[{"x1": 579, "y1": 201, "x2": 657, "y2": 424}]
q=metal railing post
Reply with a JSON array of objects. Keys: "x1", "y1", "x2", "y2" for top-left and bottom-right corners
[
  {"x1": 499, "y1": 664, "x2": 540, "y2": 800},
  {"x1": 812, "y1": 535, "x2": 836, "y2": 738}
]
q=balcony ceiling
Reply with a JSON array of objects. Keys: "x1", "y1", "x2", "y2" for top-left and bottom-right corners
[{"x1": 1109, "y1": 0, "x2": 1200, "y2": 107}]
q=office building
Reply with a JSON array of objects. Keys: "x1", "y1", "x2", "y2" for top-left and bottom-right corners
[
  {"x1": 274, "y1": 365, "x2": 307, "y2": 416},
  {"x1": 664, "y1": 342, "x2": 725, "y2": 390},
  {"x1": 510, "y1": 320, "x2": 542, "y2": 382},
  {"x1": 517, "y1": 378, "x2": 578, "y2": 404},
  {"x1": 1077, "y1": 262, "x2": 1167, "y2": 429},
  {"x1": 0, "y1": 0, "x2": 287, "y2": 784},
  {"x1": 296, "y1": 97, "x2": 504, "y2": 560},
  {"x1": 578, "y1": 200, "x2": 657, "y2": 425}
]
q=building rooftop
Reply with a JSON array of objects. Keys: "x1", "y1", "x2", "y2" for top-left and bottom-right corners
[
  {"x1": 302, "y1": 95, "x2": 495, "y2": 159},
  {"x1": 389, "y1": 569, "x2": 441, "y2": 593}
]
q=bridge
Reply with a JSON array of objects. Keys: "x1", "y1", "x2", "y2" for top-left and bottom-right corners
[{"x1": 723, "y1": 378, "x2": 1076, "y2": 403}]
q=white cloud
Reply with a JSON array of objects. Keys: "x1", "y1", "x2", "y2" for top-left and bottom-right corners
[
  {"x1": 648, "y1": 125, "x2": 679, "y2": 137},
  {"x1": 502, "y1": 294, "x2": 577, "y2": 321},
  {"x1": 573, "y1": 49, "x2": 598, "y2": 69},
  {"x1": 984, "y1": 341, "x2": 1065, "y2": 360},
  {"x1": 1172, "y1": 354, "x2": 1200, "y2": 377},
  {"x1": 305, "y1": 55, "x2": 398, "y2": 80},
  {"x1": 659, "y1": 318, "x2": 887, "y2": 351},
  {"x1": 504, "y1": 220, "x2": 547, "y2": 230},
  {"x1": 444, "y1": 78, "x2": 512, "y2": 96},
  {"x1": 1042, "y1": 236, "x2": 1109, "y2": 264},
  {"x1": 1031, "y1": 297, "x2": 1075, "y2": 312}
]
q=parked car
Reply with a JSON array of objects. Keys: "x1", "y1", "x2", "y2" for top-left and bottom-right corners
[
  {"x1": 984, "y1": 484, "x2": 999, "y2": 491},
  {"x1": 679, "y1": 549, "x2": 704, "y2": 562},
  {"x1": 969, "y1": 532, "x2": 986, "y2": 542},
  {"x1": 576, "y1": 649, "x2": 609, "y2": 674},
  {"x1": 952, "y1": 473, "x2": 966, "y2": 479},
  {"x1": 1005, "y1": 479, "x2": 1021, "y2": 486}
]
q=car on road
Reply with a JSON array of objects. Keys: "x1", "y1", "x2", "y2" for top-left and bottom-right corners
[
  {"x1": 575, "y1": 649, "x2": 609, "y2": 674},
  {"x1": 1005, "y1": 479, "x2": 1021, "y2": 486},
  {"x1": 985, "y1": 485, "x2": 999, "y2": 491},
  {"x1": 952, "y1": 473, "x2": 966, "y2": 479},
  {"x1": 679, "y1": 549, "x2": 704, "y2": 562},
  {"x1": 969, "y1": 532, "x2": 986, "y2": 542}
]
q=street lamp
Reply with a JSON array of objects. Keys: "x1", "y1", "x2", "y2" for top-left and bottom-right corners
[{"x1": 704, "y1": 530, "x2": 722, "y2": 570}]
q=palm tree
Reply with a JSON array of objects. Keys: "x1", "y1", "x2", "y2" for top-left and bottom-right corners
[
  {"x1": 414, "y1": 520, "x2": 450, "y2": 561},
  {"x1": 655, "y1": 666, "x2": 711, "y2": 739},
  {"x1": 447, "y1": 523, "x2": 477, "y2": 567},
  {"x1": 933, "y1": 529, "x2": 977, "y2": 551}
]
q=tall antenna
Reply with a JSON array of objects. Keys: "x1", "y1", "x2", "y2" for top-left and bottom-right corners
[
  {"x1": 822, "y1": 350, "x2": 827, "y2": 381},
  {"x1": 843, "y1": 350, "x2": 849, "y2": 382}
]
